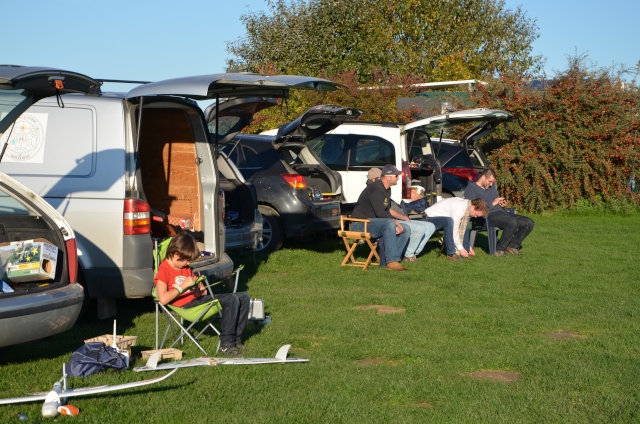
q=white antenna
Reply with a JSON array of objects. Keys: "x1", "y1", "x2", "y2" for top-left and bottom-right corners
[
  {"x1": 112, "y1": 320, "x2": 130, "y2": 369},
  {"x1": 112, "y1": 320, "x2": 118, "y2": 350}
]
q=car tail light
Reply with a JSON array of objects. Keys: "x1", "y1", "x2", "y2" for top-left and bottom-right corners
[
  {"x1": 65, "y1": 238, "x2": 78, "y2": 283},
  {"x1": 281, "y1": 174, "x2": 307, "y2": 189},
  {"x1": 443, "y1": 167, "x2": 479, "y2": 182},
  {"x1": 123, "y1": 198, "x2": 151, "y2": 235},
  {"x1": 401, "y1": 161, "x2": 412, "y2": 199}
]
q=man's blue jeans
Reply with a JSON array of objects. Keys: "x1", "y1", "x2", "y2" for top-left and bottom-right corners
[
  {"x1": 351, "y1": 218, "x2": 410, "y2": 263},
  {"x1": 403, "y1": 220, "x2": 436, "y2": 258},
  {"x1": 425, "y1": 216, "x2": 456, "y2": 256}
]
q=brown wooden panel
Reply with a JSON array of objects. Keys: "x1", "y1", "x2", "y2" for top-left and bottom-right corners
[{"x1": 138, "y1": 108, "x2": 201, "y2": 231}]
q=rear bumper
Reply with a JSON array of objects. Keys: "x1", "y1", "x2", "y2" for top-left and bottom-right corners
[
  {"x1": 281, "y1": 200, "x2": 341, "y2": 238},
  {"x1": 225, "y1": 210, "x2": 263, "y2": 250},
  {"x1": 0, "y1": 283, "x2": 84, "y2": 347}
]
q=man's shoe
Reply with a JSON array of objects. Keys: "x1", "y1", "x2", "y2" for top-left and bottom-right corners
[
  {"x1": 403, "y1": 256, "x2": 417, "y2": 263},
  {"x1": 446, "y1": 254, "x2": 463, "y2": 261},
  {"x1": 506, "y1": 247, "x2": 520, "y2": 256},
  {"x1": 219, "y1": 345, "x2": 241, "y2": 357},
  {"x1": 235, "y1": 343, "x2": 246, "y2": 355},
  {"x1": 494, "y1": 250, "x2": 505, "y2": 256},
  {"x1": 386, "y1": 261, "x2": 408, "y2": 271}
]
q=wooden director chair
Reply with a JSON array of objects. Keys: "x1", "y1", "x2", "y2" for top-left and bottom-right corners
[{"x1": 338, "y1": 216, "x2": 381, "y2": 270}]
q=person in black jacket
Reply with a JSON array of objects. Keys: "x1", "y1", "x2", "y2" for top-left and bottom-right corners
[
  {"x1": 464, "y1": 168, "x2": 534, "y2": 256},
  {"x1": 351, "y1": 164, "x2": 411, "y2": 271}
]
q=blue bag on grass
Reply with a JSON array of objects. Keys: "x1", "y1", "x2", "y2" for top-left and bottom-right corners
[{"x1": 64, "y1": 341, "x2": 128, "y2": 377}]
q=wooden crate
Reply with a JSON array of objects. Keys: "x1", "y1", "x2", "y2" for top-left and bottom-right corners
[
  {"x1": 141, "y1": 348, "x2": 183, "y2": 361},
  {"x1": 84, "y1": 334, "x2": 137, "y2": 350}
]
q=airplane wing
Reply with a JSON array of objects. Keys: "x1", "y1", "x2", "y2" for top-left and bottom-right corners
[
  {"x1": 0, "y1": 368, "x2": 177, "y2": 405},
  {"x1": 134, "y1": 344, "x2": 309, "y2": 372}
]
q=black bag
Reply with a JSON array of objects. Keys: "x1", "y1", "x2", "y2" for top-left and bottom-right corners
[{"x1": 64, "y1": 342, "x2": 128, "y2": 377}]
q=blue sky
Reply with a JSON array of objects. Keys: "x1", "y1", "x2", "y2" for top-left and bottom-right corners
[{"x1": 4, "y1": 0, "x2": 638, "y2": 91}]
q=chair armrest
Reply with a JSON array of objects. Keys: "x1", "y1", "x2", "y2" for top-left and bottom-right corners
[{"x1": 340, "y1": 216, "x2": 372, "y2": 232}]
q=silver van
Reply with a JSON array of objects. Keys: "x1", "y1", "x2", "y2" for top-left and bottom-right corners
[{"x1": 2, "y1": 67, "x2": 342, "y2": 318}]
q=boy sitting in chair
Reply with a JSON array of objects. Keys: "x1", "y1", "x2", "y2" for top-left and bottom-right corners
[{"x1": 154, "y1": 232, "x2": 250, "y2": 357}]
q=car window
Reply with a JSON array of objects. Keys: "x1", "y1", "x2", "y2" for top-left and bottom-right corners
[
  {"x1": 208, "y1": 116, "x2": 242, "y2": 139},
  {"x1": 431, "y1": 143, "x2": 453, "y2": 157},
  {"x1": 469, "y1": 149, "x2": 483, "y2": 168},
  {"x1": 225, "y1": 144, "x2": 264, "y2": 170},
  {"x1": 351, "y1": 136, "x2": 394, "y2": 167},
  {"x1": 442, "y1": 150, "x2": 473, "y2": 168},
  {"x1": 0, "y1": 186, "x2": 30, "y2": 214},
  {"x1": 407, "y1": 130, "x2": 431, "y2": 161},
  {"x1": 308, "y1": 134, "x2": 349, "y2": 170}
]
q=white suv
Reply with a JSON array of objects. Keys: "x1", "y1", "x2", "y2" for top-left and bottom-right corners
[{"x1": 309, "y1": 108, "x2": 514, "y2": 207}]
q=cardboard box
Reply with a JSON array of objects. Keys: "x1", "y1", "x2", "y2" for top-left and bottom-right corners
[
  {"x1": 141, "y1": 348, "x2": 183, "y2": 361},
  {"x1": 0, "y1": 239, "x2": 58, "y2": 283}
]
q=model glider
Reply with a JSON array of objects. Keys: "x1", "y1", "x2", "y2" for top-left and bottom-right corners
[
  {"x1": 134, "y1": 344, "x2": 308, "y2": 372},
  {"x1": 0, "y1": 365, "x2": 177, "y2": 418}
]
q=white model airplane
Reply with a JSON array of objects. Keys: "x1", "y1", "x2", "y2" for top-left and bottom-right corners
[
  {"x1": 0, "y1": 365, "x2": 177, "y2": 417},
  {"x1": 134, "y1": 344, "x2": 308, "y2": 372}
]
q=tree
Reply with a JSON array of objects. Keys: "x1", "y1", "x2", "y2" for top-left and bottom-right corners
[{"x1": 226, "y1": 0, "x2": 543, "y2": 83}]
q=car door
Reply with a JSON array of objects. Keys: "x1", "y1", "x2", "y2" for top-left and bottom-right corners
[{"x1": 127, "y1": 74, "x2": 344, "y2": 254}]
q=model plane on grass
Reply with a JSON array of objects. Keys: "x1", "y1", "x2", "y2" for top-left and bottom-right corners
[
  {"x1": 0, "y1": 365, "x2": 177, "y2": 418},
  {"x1": 134, "y1": 344, "x2": 308, "y2": 372},
  {"x1": 0, "y1": 321, "x2": 176, "y2": 418}
]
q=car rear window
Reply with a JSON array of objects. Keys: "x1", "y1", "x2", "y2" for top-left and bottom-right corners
[{"x1": 431, "y1": 142, "x2": 475, "y2": 168}]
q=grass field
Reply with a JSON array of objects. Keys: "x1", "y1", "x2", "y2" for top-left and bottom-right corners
[{"x1": 1, "y1": 213, "x2": 639, "y2": 423}]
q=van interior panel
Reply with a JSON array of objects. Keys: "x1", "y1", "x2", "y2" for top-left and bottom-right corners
[{"x1": 138, "y1": 108, "x2": 201, "y2": 232}]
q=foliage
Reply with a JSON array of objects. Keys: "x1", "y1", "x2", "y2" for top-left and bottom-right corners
[
  {"x1": 471, "y1": 61, "x2": 640, "y2": 213},
  {"x1": 227, "y1": 0, "x2": 543, "y2": 84}
]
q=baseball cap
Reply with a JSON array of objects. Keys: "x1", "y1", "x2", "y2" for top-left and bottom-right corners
[
  {"x1": 367, "y1": 167, "x2": 382, "y2": 181},
  {"x1": 381, "y1": 164, "x2": 402, "y2": 176}
]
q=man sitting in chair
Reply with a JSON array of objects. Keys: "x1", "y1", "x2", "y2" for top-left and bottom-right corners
[
  {"x1": 351, "y1": 164, "x2": 411, "y2": 271},
  {"x1": 155, "y1": 232, "x2": 250, "y2": 356},
  {"x1": 463, "y1": 168, "x2": 534, "y2": 256}
]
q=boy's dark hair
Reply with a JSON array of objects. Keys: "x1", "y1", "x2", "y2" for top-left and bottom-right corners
[{"x1": 165, "y1": 232, "x2": 200, "y2": 262}]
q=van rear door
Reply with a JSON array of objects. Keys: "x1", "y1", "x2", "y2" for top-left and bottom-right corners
[{"x1": 0, "y1": 65, "x2": 100, "y2": 146}]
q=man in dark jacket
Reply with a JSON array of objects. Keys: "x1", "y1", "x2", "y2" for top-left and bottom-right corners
[
  {"x1": 464, "y1": 168, "x2": 534, "y2": 255},
  {"x1": 351, "y1": 164, "x2": 411, "y2": 271}
]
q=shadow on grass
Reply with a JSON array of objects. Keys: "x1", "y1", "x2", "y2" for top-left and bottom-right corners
[{"x1": 0, "y1": 298, "x2": 155, "y2": 364}]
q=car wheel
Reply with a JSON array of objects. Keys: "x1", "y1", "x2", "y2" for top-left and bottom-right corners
[{"x1": 256, "y1": 206, "x2": 284, "y2": 253}]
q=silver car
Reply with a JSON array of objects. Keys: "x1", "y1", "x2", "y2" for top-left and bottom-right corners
[{"x1": 0, "y1": 66, "x2": 94, "y2": 346}]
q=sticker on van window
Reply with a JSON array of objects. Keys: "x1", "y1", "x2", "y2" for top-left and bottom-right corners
[{"x1": 0, "y1": 113, "x2": 48, "y2": 163}]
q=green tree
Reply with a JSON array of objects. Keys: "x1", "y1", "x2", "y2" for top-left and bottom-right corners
[{"x1": 227, "y1": 0, "x2": 543, "y2": 83}]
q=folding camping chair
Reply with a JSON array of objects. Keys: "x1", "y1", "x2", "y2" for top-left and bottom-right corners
[
  {"x1": 152, "y1": 237, "x2": 243, "y2": 355},
  {"x1": 338, "y1": 216, "x2": 381, "y2": 270}
]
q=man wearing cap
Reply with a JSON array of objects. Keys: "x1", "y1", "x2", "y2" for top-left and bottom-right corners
[
  {"x1": 367, "y1": 167, "x2": 435, "y2": 263},
  {"x1": 351, "y1": 164, "x2": 411, "y2": 271}
]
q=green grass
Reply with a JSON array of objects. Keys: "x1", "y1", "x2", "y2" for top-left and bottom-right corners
[{"x1": 2, "y1": 213, "x2": 640, "y2": 423}]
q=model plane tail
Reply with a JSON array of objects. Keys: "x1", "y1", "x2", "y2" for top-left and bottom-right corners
[{"x1": 275, "y1": 344, "x2": 291, "y2": 361}]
